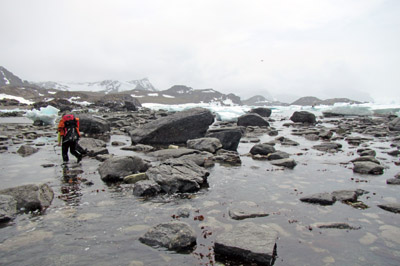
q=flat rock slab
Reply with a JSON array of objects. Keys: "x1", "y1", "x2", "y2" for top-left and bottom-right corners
[
  {"x1": 314, "y1": 222, "x2": 361, "y2": 230},
  {"x1": 139, "y1": 221, "x2": 196, "y2": 251},
  {"x1": 378, "y1": 203, "x2": 400, "y2": 214},
  {"x1": 17, "y1": 145, "x2": 39, "y2": 157},
  {"x1": 229, "y1": 208, "x2": 269, "y2": 220},
  {"x1": 148, "y1": 148, "x2": 199, "y2": 160},
  {"x1": 214, "y1": 222, "x2": 277, "y2": 265},
  {"x1": 0, "y1": 195, "x2": 17, "y2": 223},
  {"x1": 300, "y1": 192, "x2": 336, "y2": 206},
  {"x1": 387, "y1": 178, "x2": 400, "y2": 185}
]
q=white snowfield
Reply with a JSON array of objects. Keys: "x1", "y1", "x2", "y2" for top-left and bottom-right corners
[{"x1": 0, "y1": 93, "x2": 34, "y2": 105}]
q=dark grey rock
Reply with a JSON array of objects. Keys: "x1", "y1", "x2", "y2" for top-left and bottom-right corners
[
  {"x1": 229, "y1": 207, "x2": 269, "y2": 220},
  {"x1": 300, "y1": 192, "x2": 336, "y2": 205},
  {"x1": 275, "y1": 136, "x2": 299, "y2": 146},
  {"x1": 214, "y1": 222, "x2": 277, "y2": 265},
  {"x1": 146, "y1": 159, "x2": 209, "y2": 193},
  {"x1": 249, "y1": 107, "x2": 272, "y2": 117},
  {"x1": 98, "y1": 156, "x2": 150, "y2": 183},
  {"x1": 305, "y1": 134, "x2": 319, "y2": 141},
  {"x1": 267, "y1": 151, "x2": 290, "y2": 160},
  {"x1": 377, "y1": 203, "x2": 400, "y2": 214},
  {"x1": 319, "y1": 129, "x2": 333, "y2": 139},
  {"x1": 17, "y1": 145, "x2": 39, "y2": 157},
  {"x1": 388, "y1": 117, "x2": 400, "y2": 131},
  {"x1": 316, "y1": 222, "x2": 361, "y2": 230},
  {"x1": 250, "y1": 143, "x2": 276, "y2": 156},
  {"x1": 139, "y1": 221, "x2": 196, "y2": 251},
  {"x1": 179, "y1": 151, "x2": 215, "y2": 167},
  {"x1": 270, "y1": 158, "x2": 297, "y2": 169},
  {"x1": 237, "y1": 113, "x2": 269, "y2": 127},
  {"x1": 121, "y1": 144, "x2": 155, "y2": 152},
  {"x1": 130, "y1": 108, "x2": 214, "y2": 145},
  {"x1": 0, "y1": 195, "x2": 17, "y2": 223},
  {"x1": 331, "y1": 190, "x2": 359, "y2": 202},
  {"x1": 351, "y1": 156, "x2": 381, "y2": 165},
  {"x1": 290, "y1": 111, "x2": 316, "y2": 124},
  {"x1": 79, "y1": 114, "x2": 111, "y2": 135},
  {"x1": 214, "y1": 149, "x2": 242, "y2": 166},
  {"x1": 358, "y1": 149, "x2": 376, "y2": 157},
  {"x1": 387, "y1": 178, "x2": 400, "y2": 185},
  {"x1": 353, "y1": 161, "x2": 384, "y2": 175},
  {"x1": 0, "y1": 183, "x2": 54, "y2": 212},
  {"x1": 187, "y1": 137, "x2": 222, "y2": 153},
  {"x1": 78, "y1": 138, "x2": 108, "y2": 157},
  {"x1": 387, "y1": 149, "x2": 400, "y2": 156},
  {"x1": 312, "y1": 142, "x2": 342, "y2": 152},
  {"x1": 206, "y1": 127, "x2": 243, "y2": 151},
  {"x1": 133, "y1": 180, "x2": 162, "y2": 197}
]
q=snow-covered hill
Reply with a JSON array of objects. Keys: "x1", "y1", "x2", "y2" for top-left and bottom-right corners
[{"x1": 34, "y1": 78, "x2": 156, "y2": 94}]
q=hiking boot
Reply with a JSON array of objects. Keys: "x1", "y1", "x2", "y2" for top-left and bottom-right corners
[{"x1": 77, "y1": 157, "x2": 82, "y2": 163}]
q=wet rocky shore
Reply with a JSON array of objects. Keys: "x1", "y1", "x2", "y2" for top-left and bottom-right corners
[{"x1": 0, "y1": 106, "x2": 400, "y2": 265}]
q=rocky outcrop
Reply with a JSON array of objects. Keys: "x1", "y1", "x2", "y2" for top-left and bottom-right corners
[
  {"x1": 290, "y1": 111, "x2": 316, "y2": 124},
  {"x1": 0, "y1": 183, "x2": 54, "y2": 212},
  {"x1": 130, "y1": 108, "x2": 214, "y2": 145},
  {"x1": 98, "y1": 156, "x2": 150, "y2": 183},
  {"x1": 187, "y1": 137, "x2": 222, "y2": 153},
  {"x1": 206, "y1": 127, "x2": 243, "y2": 151},
  {"x1": 145, "y1": 159, "x2": 209, "y2": 194},
  {"x1": 237, "y1": 113, "x2": 269, "y2": 127},
  {"x1": 132, "y1": 180, "x2": 161, "y2": 197},
  {"x1": 214, "y1": 222, "x2": 278, "y2": 265},
  {"x1": 139, "y1": 221, "x2": 196, "y2": 251}
]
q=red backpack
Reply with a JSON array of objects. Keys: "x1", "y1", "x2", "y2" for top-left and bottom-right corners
[{"x1": 62, "y1": 114, "x2": 78, "y2": 143}]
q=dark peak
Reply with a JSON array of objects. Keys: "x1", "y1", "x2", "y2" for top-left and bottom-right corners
[
  {"x1": 0, "y1": 66, "x2": 27, "y2": 87},
  {"x1": 164, "y1": 85, "x2": 194, "y2": 95},
  {"x1": 291, "y1": 96, "x2": 322, "y2": 106}
]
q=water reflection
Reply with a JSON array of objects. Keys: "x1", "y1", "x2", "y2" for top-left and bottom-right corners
[{"x1": 59, "y1": 164, "x2": 84, "y2": 206}]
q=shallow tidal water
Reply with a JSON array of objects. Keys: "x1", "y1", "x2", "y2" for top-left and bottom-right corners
[{"x1": 0, "y1": 113, "x2": 400, "y2": 266}]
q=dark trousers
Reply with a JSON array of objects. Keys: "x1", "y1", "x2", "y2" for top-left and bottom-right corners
[{"x1": 62, "y1": 141, "x2": 82, "y2": 162}]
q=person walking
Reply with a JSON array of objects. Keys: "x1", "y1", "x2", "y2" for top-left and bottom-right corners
[{"x1": 57, "y1": 113, "x2": 83, "y2": 164}]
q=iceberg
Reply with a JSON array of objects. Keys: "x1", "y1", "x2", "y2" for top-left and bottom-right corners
[{"x1": 25, "y1": 105, "x2": 60, "y2": 125}]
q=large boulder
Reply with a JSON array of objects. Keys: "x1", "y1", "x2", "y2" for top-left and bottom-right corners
[
  {"x1": 139, "y1": 221, "x2": 196, "y2": 251},
  {"x1": 146, "y1": 159, "x2": 209, "y2": 194},
  {"x1": 130, "y1": 108, "x2": 214, "y2": 145},
  {"x1": 187, "y1": 137, "x2": 222, "y2": 153},
  {"x1": 98, "y1": 156, "x2": 150, "y2": 183},
  {"x1": 389, "y1": 117, "x2": 400, "y2": 131},
  {"x1": 290, "y1": 111, "x2": 316, "y2": 124},
  {"x1": 237, "y1": 113, "x2": 269, "y2": 127},
  {"x1": 0, "y1": 183, "x2": 54, "y2": 212},
  {"x1": 78, "y1": 114, "x2": 111, "y2": 135},
  {"x1": 249, "y1": 107, "x2": 272, "y2": 117},
  {"x1": 133, "y1": 180, "x2": 162, "y2": 197},
  {"x1": 0, "y1": 195, "x2": 17, "y2": 223},
  {"x1": 270, "y1": 158, "x2": 297, "y2": 169},
  {"x1": 214, "y1": 222, "x2": 278, "y2": 265},
  {"x1": 206, "y1": 127, "x2": 243, "y2": 151}
]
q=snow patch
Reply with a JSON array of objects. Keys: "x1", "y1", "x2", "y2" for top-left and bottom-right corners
[
  {"x1": 48, "y1": 91, "x2": 57, "y2": 94},
  {"x1": 0, "y1": 93, "x2": 34, "y2": 105},
  {"x1": 131, "y1": 94, "x2": 144, "y2": 98},
  {"x1": 162, "y1": 94, "x2": 175, "y2": 98},
  {"x1": 147, "y1": 93, "x2": 159, "y2": 97}
]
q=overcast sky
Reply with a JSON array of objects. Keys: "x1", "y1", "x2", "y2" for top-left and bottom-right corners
[{"x1": 1, "y1": 0, "x2": 400, "y2": 103}]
